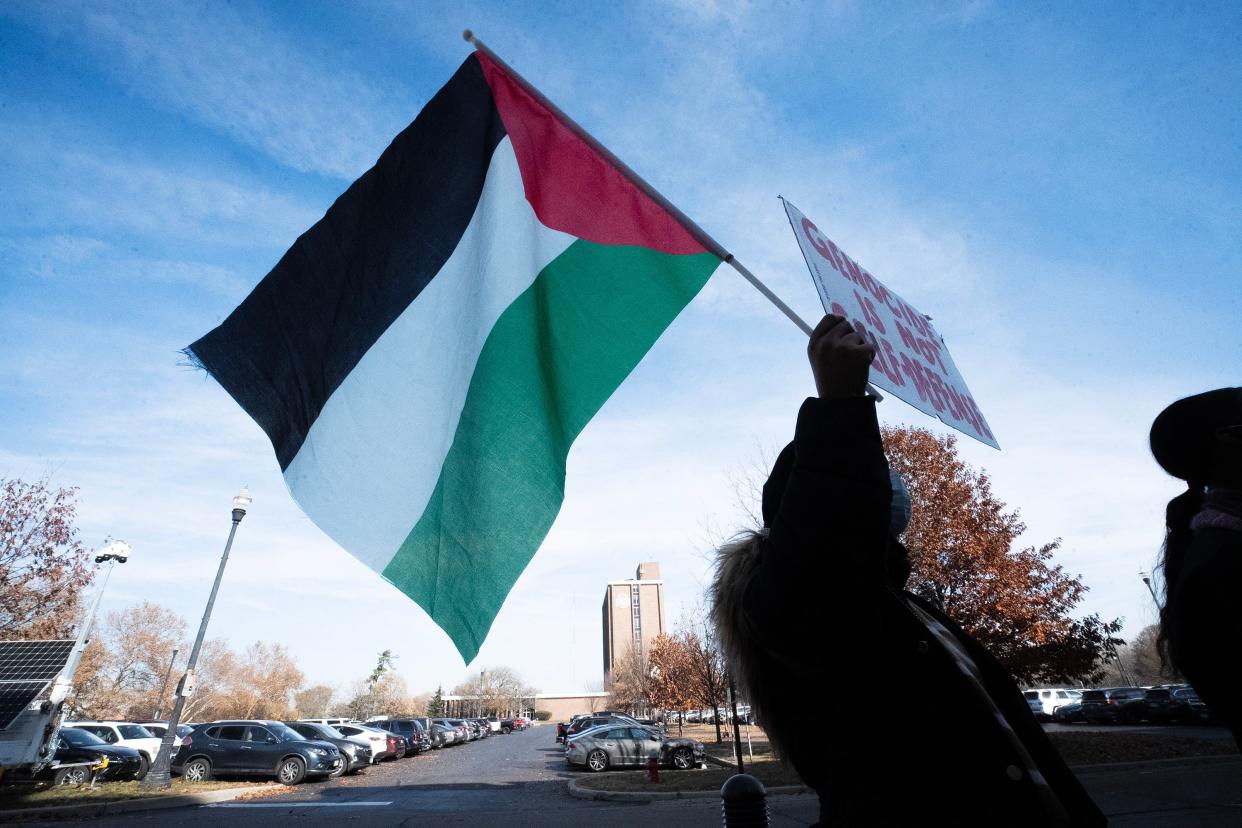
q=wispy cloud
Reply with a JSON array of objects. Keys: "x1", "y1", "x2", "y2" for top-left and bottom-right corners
[
  {"x1": 6, "y1": 0, "x2": 415, "y2": 179},
  {"x1": 1, "y1": 235, "x2": 249, "y2": 297},
  {"x1": 0, "y1": 120, "x2": 321, "y2": 252}
]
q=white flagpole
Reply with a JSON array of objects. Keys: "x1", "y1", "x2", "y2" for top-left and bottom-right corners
[{"x1": 462, "y1": 31, "x2": 882, "y2": 400}]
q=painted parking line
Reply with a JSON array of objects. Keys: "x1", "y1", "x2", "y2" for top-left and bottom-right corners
[{"x1": 205, "y1": 801, "x2": 393, "y2": 808}]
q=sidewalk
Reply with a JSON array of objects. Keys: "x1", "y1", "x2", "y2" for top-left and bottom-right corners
[{"x1": 1, "y1": 785, "x2": 258, "y2": 822}]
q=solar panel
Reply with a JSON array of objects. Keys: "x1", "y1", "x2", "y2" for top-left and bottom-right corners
[
  {"x1": 0, "y1": 680, "x2": 50, "y2": 730},
  {"x1": 0, "y1": 640, "x2": 76, "y2": 682},
  {"x1": 0, "y1": 640, "x2": 76, "y2": 730}
]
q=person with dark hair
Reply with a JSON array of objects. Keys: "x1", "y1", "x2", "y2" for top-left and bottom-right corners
[
  {"x1": 1149, "y1": 387, "x2": 1242, "y2": 749},
  {"x1": 711, "y1": 314, "x2": 1104, "y2": 827}
]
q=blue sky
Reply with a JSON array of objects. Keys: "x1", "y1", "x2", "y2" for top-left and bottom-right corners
[{"x1": 2, "y1": 1, "x2": 1239, "y2": 698}]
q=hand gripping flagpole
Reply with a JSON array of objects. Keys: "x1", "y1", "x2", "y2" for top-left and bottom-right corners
[{"x1": 462, "y1": 30, "x2": 882, "y2": 400}]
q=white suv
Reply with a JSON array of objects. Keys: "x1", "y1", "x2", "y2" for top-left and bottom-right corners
[
  {"x1": 65, "y1": 721, "x2": 163, "y2": 778},
  {"x1": 1023, "y1": 688, "x2": 1082, "y2": 717}
]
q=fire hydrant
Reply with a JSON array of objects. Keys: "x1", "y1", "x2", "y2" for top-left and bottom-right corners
[{"x1": 647, "y1": 756, "x2": 660, "y2": 783}]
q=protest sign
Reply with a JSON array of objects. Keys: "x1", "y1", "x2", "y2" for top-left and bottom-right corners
[{"x1": 782, "y1": 198, "x2": 998, "y2": 449}]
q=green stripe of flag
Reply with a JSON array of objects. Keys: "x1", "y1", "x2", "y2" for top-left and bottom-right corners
[{"x1": 382, "y1": 239, "x2": 719, "y2": 660}]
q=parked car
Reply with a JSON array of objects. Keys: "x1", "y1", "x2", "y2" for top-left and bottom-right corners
[
  {"x1": 1124, "y1": 688, "x2": 1193, "y2": 724},
  {"x1": 635, "y1": 718, "x2": 666, "y2": 735},
  {"x1": 1081, "y1": 687, "x2": 1146, "y2": 724},
  {"x1": 65, "y1": 721, "x2": 162, "y2": 779},
  {"x1": 485, "y1": 716, "x2": 502, "y2": 733},
  {"x1": 1024, "y1": 695, "x2": 1045, "y2": 719},
  {"x1": 172, "y1": 720, "x2": 341, "y2": 784},
  {"x1": 1052, "y1": 702, "x2": 1086, "y2": 724},
  {"x1": 138, "y1": 722, "x2": 195, "y2": 747},
  {"x1": 1023, "y1": 688, "x2": 1083, "y2": 718},
  {"x1": 1172, "y1": 687, "x2": 1213, "y2": 723},
  {"x1": 284, "y1": 721, "x2": 371, "y2": 776},
  {"x1": 428, "y1": 723, "x2": 456, "y2": 748},
  {"x1": 450, "y1": 719, "x2": 480, "y2": 741},
  {"x1": 564, "y1": 715, "x2": 642, "y2": 741},
  {"x1": 334, "y1": 723, "x2": 396, "y2": 762},
  {"x1": 374, "y1": 719, "x2": 432, "y2": 755},
  {"x1": 432, "y1": 718, "x2": 469, "y2": 743},
  {"x1": 44, "y1": 727, "x2": 144, "y2": 784},
  {"x1": 566, "y1": 725, "x2": 704, "y2": 772}
]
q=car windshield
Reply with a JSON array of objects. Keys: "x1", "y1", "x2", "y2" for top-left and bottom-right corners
[
  {"x1": 118, "y1": 724, "x2": 154, "y2": 739},
  {"x1": 60, "y1": 727, "x2": 106, "y2": 747},
  {"x1": 177, "y1": 725, "x2": 194, "y2": 737},
  {"x1": 268, "y1": 723, "x2": 303, "y2": 741}
]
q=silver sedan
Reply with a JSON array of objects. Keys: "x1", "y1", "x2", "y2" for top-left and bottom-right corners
[{"x1": 566, "y1": 725, "x2": 704, "y2": 772}]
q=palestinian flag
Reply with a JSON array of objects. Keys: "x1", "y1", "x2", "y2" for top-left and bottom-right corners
[{"x1": 187, "y1": 51, "x2": 721, "y2": 662}]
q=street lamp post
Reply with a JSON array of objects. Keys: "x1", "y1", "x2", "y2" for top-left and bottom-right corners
[
  {"x1": 1138, "y1": 569, "x2": 1161, "y2": 612},
  {"x1": 142, "y1": 488, "x2": 251, "y2": 790}
]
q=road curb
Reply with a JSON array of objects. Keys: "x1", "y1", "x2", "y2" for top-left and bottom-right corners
[
  {"x1": 1, "y1": 786, "x2": 260, "y2": 821},
  {"x1": 566, "y1": 774, "x2": 810, "y2": 803},
  {"x1": 1070, "y1": 754, "x2": 1242, "y2": 774}
]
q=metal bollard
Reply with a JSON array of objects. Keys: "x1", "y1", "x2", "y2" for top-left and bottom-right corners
[{"x1": 721, "y1": 772, "x2": 768, "y2": 827}]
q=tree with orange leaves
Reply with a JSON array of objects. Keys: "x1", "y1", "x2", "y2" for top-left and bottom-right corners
[{"x1": 882, "y1": 426, "x2": 1121, "y2": 684}]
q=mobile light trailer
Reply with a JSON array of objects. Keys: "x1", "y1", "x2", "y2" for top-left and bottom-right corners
[
  {"x1": 0, "y1": 637, "x2": 94, "y2": 783},
  {"x1": 0, "y1": 540, "x2": 131, "y2": 784}
]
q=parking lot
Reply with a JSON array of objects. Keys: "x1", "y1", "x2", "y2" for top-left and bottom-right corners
[{"x1": 18, "y1": 724, "x2": 1235, "y2": 828}]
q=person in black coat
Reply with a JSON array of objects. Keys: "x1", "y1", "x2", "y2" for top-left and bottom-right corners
[
  {"x1": 710, "y1": 314, "x2": 1105, "y2": 827},
  {"x1": 1149, "y1": 388, "x2": 1242, "y2": 750}
]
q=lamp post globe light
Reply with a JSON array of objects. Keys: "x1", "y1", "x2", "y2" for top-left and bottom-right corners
[
  {"x1": 1138, "y1": 568, "x2": 1161, "y2": 611},
  {"x1": 142, "y1": 488, "x2": 251, "y2": 790}
]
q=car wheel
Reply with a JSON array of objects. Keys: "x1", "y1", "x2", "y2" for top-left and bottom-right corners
[
  {"x1": 54, "y1": 765, "x2": 90, "y2": 786},
  {"x1": 277, "y1": 756, "x2": 307, "y2": 785},
  {"x1": 134, "y1": 754, "x2": 151, "y2": 780},
  {"x1": 586, "y1": 749, "x2": 609, "y2": 772},
  {"x1": 502, "y1": 726, "x2": 512, "y2": 735},
  {"x1": 183, "y1": 757, "x2": 212, "y2": 782},
  {"x1": 329, "y1": 755, "x2": 347, "y2": 778},
  {"x1": 671, "y1": 748, "x2": 694, "y2": 770}
]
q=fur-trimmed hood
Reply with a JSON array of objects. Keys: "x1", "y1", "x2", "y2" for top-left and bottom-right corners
[{"x1": 710, "y1": 528, "x2": 798, "y2": 763}]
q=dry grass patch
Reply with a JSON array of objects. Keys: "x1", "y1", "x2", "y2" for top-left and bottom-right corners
[
  {"x1": 0, "y1": 778, "x2": 280, "y2": 811},
  {"x1": 1049, "y1": 731, "x2": 1238, "y2": 766}
]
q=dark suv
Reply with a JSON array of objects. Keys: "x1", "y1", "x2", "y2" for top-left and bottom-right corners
[
  {"x1": 172, "y1": 720, "x2": 341, "y2": 784},
  {"x1": 1081, "y1": 687, "x2": 1145, "y2": 724},
  {"x1": 284, "y1": 721, "x2": 372, "y2": 774},
  {"x1": 375, "y1": 719, "x2": 431, "y2": 755}
]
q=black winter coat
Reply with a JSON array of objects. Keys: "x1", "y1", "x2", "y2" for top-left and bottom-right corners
[
  {"x1": 1164, "y1": 525, "x2": 1242, "y2": 749},
  {"x1": 743, "y1": 396, "x2": 1106, "y2": 827}
]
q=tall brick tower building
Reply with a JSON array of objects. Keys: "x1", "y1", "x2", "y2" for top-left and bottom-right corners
[{"x1": 601, "y1": 562, "x2": 666, "y2": 685}]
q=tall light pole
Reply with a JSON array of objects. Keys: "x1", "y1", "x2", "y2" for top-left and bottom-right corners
[
  {"x1": 1138, "y1": 569, "x2": 1161, "y2": 612},
  {"x1": 142, "y1": 488, "x2": 251, "y2": 790},
  {"x1": 74, "y1": 541, "x2": 132, "y2": 649}
]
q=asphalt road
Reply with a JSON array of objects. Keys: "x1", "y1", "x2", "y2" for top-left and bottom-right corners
[{"x1": 40, "y1": 725, "x2": 1242, "y2": 827}]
